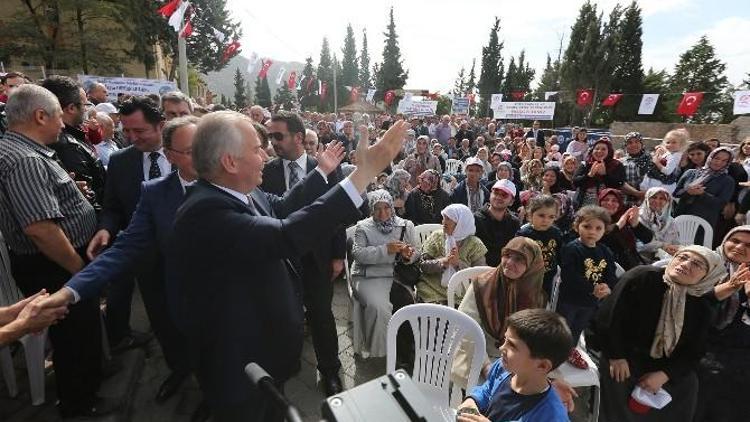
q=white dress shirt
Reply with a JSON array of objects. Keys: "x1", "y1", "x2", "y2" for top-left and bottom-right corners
[{"x1": 141, "y1": 148, "x2": 171, "y2": 180}]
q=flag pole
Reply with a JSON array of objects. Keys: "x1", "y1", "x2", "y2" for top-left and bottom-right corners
[
  {"x1": 333, "y1": 55, "x2": 338, "y2": 113},
  {"x1": 178, "y1": 21, "x2": 189, "y2": 95}
]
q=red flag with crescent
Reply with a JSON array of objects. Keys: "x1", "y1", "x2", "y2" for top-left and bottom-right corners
[
  {"x1": 384, "y1": 90, "x2": 395, "y2": 106},
  {"x1": 576, "y1": 89, "x2": 594, "y2": 106},
  {"x1": 510, "y1": 91, "x2": 526, "y2": 101},
  {"x1": 221, "y1": 40, "x2": 241, "y2": 64},
  {"x1": 677, "y1": 92, "x2": 704, "y2": 116},
  {"x1": 602, "y1": 93, "x2": 623, "y2": 107},
  {"x1": 350, "y1": 86, "x2": 359, "y2": 103},
  {"x1": 158, "y1": 0, "x2": 182, "y2": 17},
  {"x1": 287, "y1": 71, "x2": 297, "y2": 89},
  {"x1": 257, "y1": 58, "x2": 273, "y2": 79}
]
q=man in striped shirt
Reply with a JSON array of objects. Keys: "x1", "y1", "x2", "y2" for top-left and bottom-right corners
[{"x1": 0, "y1": 84, "x2": 106, "y2": 418}]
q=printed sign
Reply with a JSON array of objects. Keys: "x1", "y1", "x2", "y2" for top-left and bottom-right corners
[
  {"x1": 493, "y1": 102, "x2": 556, "y2": 120},
  {"x1": 78, "y1": 75, "x2": 177, "y2": 102},
  {"x1": 451, "y1": 97, "x2": 470, "y2": 115}
]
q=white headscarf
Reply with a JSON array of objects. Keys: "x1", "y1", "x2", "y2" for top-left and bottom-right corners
[
  {"x1": 639, "y1": 187, "x2": 674, "y2": 235},
  {"x1": 439, "y1": 204, "x2": 476, "y2": 286}
]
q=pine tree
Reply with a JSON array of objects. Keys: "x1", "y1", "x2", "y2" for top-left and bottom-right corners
[
  {"x1": 233, "y1": 68, "x2": 247, "y2": 108},
  {"x1": 515, "y1": 51, "x2": 536, "y2": 96},
  {"x1": 467, "y1": 59, "x2": 477, "y2": 93},
  {"x1": 317, "y1": 38, "x2": 334, "y2": 112},
  {"x1": 374, "y1": 7, "x2": 408, "y2": 105},
  {"x1": 610, "y1": 1, "x2": 644, "y2": 122},
  {"x1": 502, "y1": 57, "x2": 517, "y2": 95},
  {"x1": 274, "y1": 83, "x2": 295, "y2": 110},
  {"x1": 559, "y1": 1, "x2": 599, "y2": 123},
  {"x1": 299, "y1": 57, "x2": 317, "y2": 109},
  {"x1": 477, "y1": 17, "x2": 505, "y2": 117},
  {"x1": 453, "y1": 67, "x2": 466, "y2": 96},
  {"x1": 254, "y1": 75, "x2": 272, "y2": 108},
  {"x1": 341, "y1": 25, "x2": 359, "y2": 87},
  {"x1": 534, "y1": 54, "x2": 560, "y2": 100},
  {"x1": 359, "y1": 29, "x2": 371, "y2": 87},
  {"x1": 669, "y1": 35, "x2": 729, "y2": 123}
]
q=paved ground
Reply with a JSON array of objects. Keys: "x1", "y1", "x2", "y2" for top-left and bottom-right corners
[{"x1": 1, "y1": 280, "x2": 593, "y2": 421}]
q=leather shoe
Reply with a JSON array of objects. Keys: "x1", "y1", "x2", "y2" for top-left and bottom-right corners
[
  {"x1": 321, "y1": 373, "x2": 343, "y2": 396},
  {"x1": 111, "y1": 330, "x2": 153, "y2": 354},
  {"x1": 190, "y1": 400, "x2": 211, "y2": 422},
  {"x1": 155, "y1": 371, "x2": 188, "y2": 403}
]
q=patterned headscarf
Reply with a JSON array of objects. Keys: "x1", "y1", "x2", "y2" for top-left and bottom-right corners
[
  {"x1": 367, "y1": 189, "x2": 397, "y2": 234},
  {"x1": 690, "y1": 146, "x2": 734, "y2": 186},
  {"x1": 417, "y1": 169, "x2": 440, "y2": 193},
  {"x1": 639, "y1": 187, "x2": 674, "y2": 235},
  {"x1": 386, "y1": 169, "x2": 411, "y2": 200}
]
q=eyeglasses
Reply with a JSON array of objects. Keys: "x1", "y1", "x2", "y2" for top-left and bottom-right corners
[
  {"x1": 268, "y1": 132, "x2": 286, "y2": 141},
  {"x1": 167, "y1": 147, "x2": 192, "y2": 156},
  {"x1": 674, "y1": 254, "x2": 708, "y2": 272}
]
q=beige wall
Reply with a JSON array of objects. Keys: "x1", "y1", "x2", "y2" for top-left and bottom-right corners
[{"x1": 610, "y1": 116, "x2": 750, "y2": 148}]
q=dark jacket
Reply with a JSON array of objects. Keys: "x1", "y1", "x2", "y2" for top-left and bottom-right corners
[
  {"x1": 474, "y1": 206, "x2": 520, "y2": 267},
  {"x1": 50, "y1": 124, "x2": 106, "y2": 209},
  {"x1": 99, "y1": 146, "x2": 150, "y2": 236},
  {"x1": 403, "y1": 187, "x2": 451, "y2": 226},
  {"x1": 450, "y1": 180, "x2": 490, "y2": 210}
]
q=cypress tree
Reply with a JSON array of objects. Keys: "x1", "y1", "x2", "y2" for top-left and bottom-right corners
[
  {"x1": 610, "y1": 1, "x2": 644, "y2": 122},
  {"x1": 477, "y1": 17, "x2": 505, "y2": 117},
  {"x1": 359, "y1": 29, "x2": 371, "y2": 87},
  {"x1": 374, "y1": 7, "x2": 408, "y2": 103},
  {"x1": 233, "y1": 67, "x2": 247, "y2": 108},
  {"x1": 318, "y1": 38, "x2": 333, "y2": 111},
  {"x1": 254, "y1": 75, "x2": 272, "y2": 108}
]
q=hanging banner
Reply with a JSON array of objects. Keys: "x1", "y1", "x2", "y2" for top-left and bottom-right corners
[
  {"x1": 493, "y1": 102, "x2": 556, "y2": 120},
  {"x1": 397, "y1": 100, "x2": 438, "y2": 116},
  {"x1": 366, "y1": 88, "x2": 376, "y2": 103},
  {"x1": 78, "y1": 75, "x2": 176, "y2": 102},
  {"x1": 490, "y1": 93, "x2": 503, "y2": 109},
  {"x1": 733, "y1": 90, "x2": 750, "y2": 115},
  {"x1": 246, "y1": 52, "x2": 260, "y2": 74},
  {"x1": 638, "y1": 94, "x2": 659, "y2": 115},
  {"x1": 451, "y1": 97, "x2": 470, "y2": 115},
  {"x1": 275, "y1": 67, "x2": 286, "y2": 85},
  {"x1": 677, "y1": 92, "x2": 703, "y2": 116},
  {"x1": 544, "y1": 91, "x2": 559, "y2": 101}
]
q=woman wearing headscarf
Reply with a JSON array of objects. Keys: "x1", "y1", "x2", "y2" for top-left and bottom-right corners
[
  {"x1": 399, "y1": 135, "x2": 441, "y2": 186},
  {"x1": 416, "y1": 204, "x2": 488, "y2": 304},
  {"x1": 637, "y1": 187, "x2": 681, "y2": 263},
  {"x1": 598, "y1": 188, "x2": 653, "y2": 270},
  {"x1": 351, "y1": 190, "x2": 418, "y2": 357},
  {"x1": 560, "y1": 155, "x2": 578, "y2": 190},
  {"x1": 674, "y1": 146, "x2": 735, "y2": 229},
  {"x1": 553, "y1": 192, "x2": 575, "y2": 238},
  {"x1": 385, "y1": 169, "x2": 412, "y2": 216},
  {"x1": 520, "y1": 158, "x2": 544, "y2": 192},
  {"x1": 451, "y1": 237, "x2": 546, "y2": 386},
  {"x1": 572, "y1": 137, "x2": 626, "y2": 208},
  {"x1": 592, "y1": 246, "x2": 726, "y2": 421},
  {"x1": 403, "y1": 169, "x2": 451, "y2": 226}
]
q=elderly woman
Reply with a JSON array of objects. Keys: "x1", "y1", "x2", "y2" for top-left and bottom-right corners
[
  {"x1": 520, "y1": 158, "x2": 544, "y2": 192},
  {"x1": 399, "y1": 135, "x2": 441, "y2": 186},
  {"x1": 674, "y1": 146, "x2": 735, "y2": 229},
  {"x1": 403, "y1": 169, "x2": 451, "y2": 226},
  {"x1": 350, "y1": 190, "x2": 418, "y2": 357},
  {"x1": 385, "y1": 169, "x2": 412, "y2": 216},
  {"x1": 637, "y1": 187, "x2": 681, "y2": 263},
  {"x1": 416, "y1": 204, "x2": 488, "y2": 304},
  {"x1": 594, "y1": 246, "x2": 727, "y2": 422}
]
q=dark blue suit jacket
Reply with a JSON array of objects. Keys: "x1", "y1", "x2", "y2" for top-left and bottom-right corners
[
  {"x1": 166, "y1": 175, "x2": 359, "y2": 405},
  {"x1": 450, "y1": 180, "x2": 490, "y2": 208},
  {"x1": 525, "y1": 129, "x2": 546, "y2": 147},
  {"x1": 66, "y1": 171, "x2": 184, "y2": 300},
  {"x1": 98, "y1": 146, "x2": 145, "y2": 236}
]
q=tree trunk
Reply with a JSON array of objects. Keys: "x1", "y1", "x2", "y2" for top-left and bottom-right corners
[{"x1": 75, "y1": 6, "x2": 88, "y2": 74}]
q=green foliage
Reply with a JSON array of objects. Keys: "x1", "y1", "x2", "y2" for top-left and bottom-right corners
[
  {"x1": 453, "y1": 67, "x2": 466, "y2": 96},
  {"x1": 359, "y1": 29, "x2": 371, "y2": 87},
  {"x1": 477, "y1": 17, "x2": 504, "y2": 117},
  {"x1": 254, "y1": 75, "x2": 272, "y2": 108},
  {"x1": 610, "y1": 1, "x2": 644, "y2": 122},
  {"x1": 274, "y1": 83, "x2": 296, "y2": 111},
  {"x1": 233, "y1": 67, "x2": 247, "y2": 108},
  {"x1": 317, "y1": 38, "x2": 333, "y2": 112},
  {"x1": 374, "y1": 7, "x2": 408, "y2": 105}
]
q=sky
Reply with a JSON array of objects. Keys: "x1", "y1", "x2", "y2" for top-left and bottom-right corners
[{"x1": 226, "y1": 0, "x2": 749, "y2": 92}]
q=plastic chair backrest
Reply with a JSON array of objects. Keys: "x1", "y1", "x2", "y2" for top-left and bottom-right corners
[
  {"x1": 673, "y1": 215, "x2": 713, "y2": 248},
  {"x1": 344, "y1": 225, "x2": 359, "y2": 301},
  {"x1": 546, "y1": 266, "x2": 562, "y2": 311},
  {"x1": 414, "y1": 224, "x2": 442, "y2": 250},
  {"x1": 446, "y1": 266, "x2": 494, "y2": 309},
  {"x1": 445, "y1": 159, "x2": 463, "y2": 176},
  {"x1": 386, "y1": 304, "x2": 486, "y2": 411},
  {"x1": 0, "y1": 232, "x2": 23, "y2": 307},
  {"x1": 615, "y1": 262, "x2": 625, "y2": 278}
]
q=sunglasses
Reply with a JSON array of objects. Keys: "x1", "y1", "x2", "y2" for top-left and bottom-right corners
[{"x1": 268, "y1": 132, "x2": 286, "y2": 141}]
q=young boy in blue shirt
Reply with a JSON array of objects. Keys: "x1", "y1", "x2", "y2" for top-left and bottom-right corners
[{"x1": 457, "y1": 308, "x2": 573, "y2": 422}]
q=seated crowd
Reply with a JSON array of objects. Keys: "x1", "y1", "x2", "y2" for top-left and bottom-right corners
[{"x1": 1, "y1": 72, "x2": 749, "y2": 422}]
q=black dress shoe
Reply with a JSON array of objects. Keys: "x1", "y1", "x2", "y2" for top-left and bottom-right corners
[
  {"x1": 111, "y1": 330, "x2": 153, "y2": 354},
  {"x1": 190, "y1": 400, "x2": 212, "y2": 422},
  {"x1": 322, "y1": 373, "x2": 343, "y2": 396},
  {"x1": 155, "y1": 371, "x2": 188, "y2": 403}
]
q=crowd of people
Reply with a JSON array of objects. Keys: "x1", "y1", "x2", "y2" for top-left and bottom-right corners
[{"x1": 1, "y1": 70, "x2": 750, "y2": 422}]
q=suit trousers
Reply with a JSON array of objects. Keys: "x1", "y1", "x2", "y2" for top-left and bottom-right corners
[
  {"x1": 9, "y1": 249, "x2": 102, "y2": 412},
  {"x1": 301, "y1": 255, "x2": 341, "y2": 375},
  {"x1": 104, "y1": 273, "x2": 135, "y2": 344}
]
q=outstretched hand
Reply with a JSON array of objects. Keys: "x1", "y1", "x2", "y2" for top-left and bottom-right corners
[
  {"x1": 349, "y1": 120, "x2": 409, "y2": 192},
  {"x1": 316, "y1": 140, "x2": 346, "y2": 175},
  {"x1": 0, "y1": 290, "x2": 46, "y2": 325}
]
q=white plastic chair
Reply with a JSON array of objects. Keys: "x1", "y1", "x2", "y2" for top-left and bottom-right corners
[
  {"x1": 413, "y1": 224, "x2": 442, "y2": 251},
  {"x1": 444, "y1": 159, "x2": 463, "y2": 176},
  {"x1": 615, "y1": 262, "x2": 625, "y2": 278},
  {"x1": 344, "y1": 225, "x2": 358, "y2": 302},
  {"x1": 0, "y1": 232, "x2": 46, "y2": 406},
  {"x1": 673, "y1": 215, "x2": 713, "y2": 248},
  {"x1": 546, "y1": 266, "x2": 562, "y2": 311},
  {"x1": 446, "y1": 266, "x2": 494, "y2": 309},
  {"x1": 386, "y1": 303, "x2": 486, "y2": 414}
]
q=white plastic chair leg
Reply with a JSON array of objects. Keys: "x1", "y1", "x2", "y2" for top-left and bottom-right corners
[
  {"x1": 0, "y1": 346, "x2": 19, "y2": 397},
  {"x1": 20, "y1": 331, "x2": 46, "y2": 406}
]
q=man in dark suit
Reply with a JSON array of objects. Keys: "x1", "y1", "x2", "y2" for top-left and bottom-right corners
[
  {"x1": 86, "y1": 98, "x2": 168, "y2": 367},
  {"x1": 525, "y1": 120, "x2": 546, "y2": 147},
  {"x1": 44, "y1": 116, "x2": 199, "y2": 404},
  {"x1": 166, "y1": 111, "x2": 408, "y2": 422},
  {"x1": 260, "y1": 111, "x2": 346, "y2": 395},
  {"x1": 450, "y1": 157, "x2": 490, "y2": 212}
]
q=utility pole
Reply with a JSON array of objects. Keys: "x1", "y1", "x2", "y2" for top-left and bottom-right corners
[
  {"x1": 333, "y1": 54, "x2": 338, "y2": 113},
  {"x1": 178, "y1": 22, "x2": 189, "y2": 95}
]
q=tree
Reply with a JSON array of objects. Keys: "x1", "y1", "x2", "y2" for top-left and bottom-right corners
[
  {"x1": 477, "y1": 17, "x2": 505, "y2": 117},
  {"x1": 233, "y1": 67, "x2": 247, "y2": 107},
  {"x1": 534, "y1": 54, "x2": 561, "y2": 99},
  {"x1": 359, "y1": 29, "x2": 371, "y2": 87},
  {"x1": 317, "y1": 38, "x2": 334, "y2": 111},
  {"x1": 453, "y1": 67, "x2": 466, "y2": 96},
  {"x1": 254, "y1": 75, "x2": 272, "y2": 108},
  {"x1": 466, "y1": 59, "x2": 477, "y2": 93},
  {"x1": 641, "y1": 68, "x2": 670, "y2": 122},
  {"x1": 299, "y1": 56, "x2": 317, "y2": 109},
  {"x1": 274, "y1": 83, "x2": 295, "y2": 110},
  {"x1": 559, "y1": 1, "x2": 600, "y2": 124},
  {"x1": 340, "y1": 24, "x2": 359, "y2": 87},
  {"x1": 502, "y1": 57, "x2": 517, "y2": 96},
  {"x1": 374, "y1": 7, "x2": 408, "y2": 105},
  {"x1": 610, "y1": 1, "x2": 644, "y2": 122},
  {"x1": 669, "y1": 35, "x2": 729, "y2": 123},
  {"x1": 503, "y1": 51, "x2": 535, "y2": 98}
]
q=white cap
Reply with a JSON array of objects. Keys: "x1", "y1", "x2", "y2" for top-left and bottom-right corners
[
  {"x1": 464, "y1": 156, "x2": 484, "y2": 169},
  {"x1": 492, "y1": 179, "x2": 517, "y2": 197},
  {"x1": 94, "y1": 102, "x2": 118, "y2": 114}
]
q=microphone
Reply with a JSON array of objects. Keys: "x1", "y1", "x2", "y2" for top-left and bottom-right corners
[{"x1": 245, "y1": 363, "x2": 303, "y2": 422}]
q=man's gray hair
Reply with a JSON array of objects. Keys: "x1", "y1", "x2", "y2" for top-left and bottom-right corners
[
  {"x1": 192, "y1": 111, "x2": 251, "y2": 179},
  {"x1": 161, "y1": 91, "x2": 194, "y2": 112},
  {"x1": 163, "y1": 115, "x2": 200, "y2": 149},
  {"x1": 5, "y1": 84, "x2": 61, "y2": 127},
  {"x1": 305, "y1": 128, "x2": 318, "y2": 140},
  {"x1": 86, "y1": 81, "x2": 106, "y2": 95}
]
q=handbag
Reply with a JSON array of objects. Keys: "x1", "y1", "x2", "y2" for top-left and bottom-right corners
[{"x1": 393, "y1": 226, "x2": 422, "y2": 287}]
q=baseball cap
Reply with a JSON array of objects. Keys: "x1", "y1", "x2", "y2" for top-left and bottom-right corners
[
  {"x1": 464, "y1": 157, "x2": 484, "y2": 169},
  {"x1": 492, "y1": 179, "x2": 517, "y2": 197},
  {"x1": 94, "y1": 102, "x2": 118, "y2": 114}
]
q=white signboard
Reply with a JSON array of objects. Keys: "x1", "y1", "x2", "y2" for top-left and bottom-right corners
[
  {"x1": 493, "y1": 102, "x2": 556, "y2": 120},
  {"x1": 451, "y1": 97, "x2": 470, "y2": 115},
  {"x1": 398, "y1": 100, "x2": 438, "y2": 116},
  {"x1": 78, "y1": 75, "x2": 177, "y2": 102},
  {"x1": 734, "y1": 90, "x2": 750, "y2": 115},
  {"x1": 638, "y1": 94, "x2": 659, "y2": 115},
  {"x1": 490, "y1": 93, "x2": 503, "y2": 109}
]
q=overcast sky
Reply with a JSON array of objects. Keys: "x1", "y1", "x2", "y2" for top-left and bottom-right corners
[{"x1": 226, "y1": 0, "x2": 749, "y2": 92}]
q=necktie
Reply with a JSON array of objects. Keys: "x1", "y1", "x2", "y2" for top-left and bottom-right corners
[
  {"x1": 287, "y1": 161, "x2": 301, "y2": 190},
  {"x1": 148, "y1": 152, "x2": 162, "y2": 180},
  {"x1": 245, "y1": 195, "x2": 259, "y2": 214}
]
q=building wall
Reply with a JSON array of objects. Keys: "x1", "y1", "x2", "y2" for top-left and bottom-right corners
[{"x1": 610, "y1": 117, "x2": 750, "y2": 147}]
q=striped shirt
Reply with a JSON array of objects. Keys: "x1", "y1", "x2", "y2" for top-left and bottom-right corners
[{"x1": 0, "y1": 131, "x2": 97, "y2": 254}]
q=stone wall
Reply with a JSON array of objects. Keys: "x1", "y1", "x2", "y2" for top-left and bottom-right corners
[{"x1": 610, "y1": 116, "x2": 750, "y2": 148}]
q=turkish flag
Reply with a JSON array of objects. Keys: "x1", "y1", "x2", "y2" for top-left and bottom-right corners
[
  {"x1": 510, "y1": 91, "x2": 526, "y2": 101},
  {"x1": 602, "y1": 93, "x2": 623, "y2": 107},
  {"x1": 350, "y1": 86, "x2": 359, "y2": 103},
  {"x1": 287, "y1": 71, "x2": 297, "y2": 89},
  {"x1": 468, "y1": 93, "x2": 476, "y2": 104},
  {"x1": 221, "y1": 40, "x2": 241, "y2": 64},
  {"x1": 158, "y1": 0, "x2": 181, "y2": 17},
  {"x1": 384, "y1": 90, "x2": 395, "y2": 106},
  {"x1": 677, "y1": 92, "x2": 704, "y2": 116},
  {"x1": 576, "y1": 89, "x2": 594, "y2": 106},
  {"x1": 257, "y1": 58, "x2": 273, "y2": 79},
  {"x1": 306, "y1": 77, "x2": 315, "y2": 92},
  {"x1": 320, "y1": 82, "x2": 328, "y2": 100}
]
